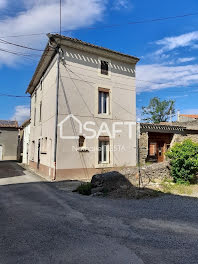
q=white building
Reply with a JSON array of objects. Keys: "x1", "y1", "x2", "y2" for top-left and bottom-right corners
[
  {"x1": 21, "y1": 119, "x2": 31, "y2": 164},
  {"x1": 26, "y1": 34, "x2": 139, "y2": 181}
]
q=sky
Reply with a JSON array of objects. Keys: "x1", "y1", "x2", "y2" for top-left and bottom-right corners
[{"x1": 1, "y1": 0, "x2": 198, "y2": 123}]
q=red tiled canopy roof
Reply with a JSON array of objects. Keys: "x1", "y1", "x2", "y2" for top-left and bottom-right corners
[{"x1": 180, "y1": 114, "x2": 198, "y2": 119}]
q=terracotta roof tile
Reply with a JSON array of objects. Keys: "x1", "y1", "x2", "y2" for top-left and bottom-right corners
[{"x1": 180, "y1": 114, "x2": 198, "y2": 119}]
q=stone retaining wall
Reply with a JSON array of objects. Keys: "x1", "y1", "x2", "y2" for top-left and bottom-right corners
[{"x1": 119, "y1": 161, "x2": 171, "y2": 187}]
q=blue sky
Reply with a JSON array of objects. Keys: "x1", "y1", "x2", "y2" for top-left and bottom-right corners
[{"x1": 1, "y1": 0, "x2": 198, "y2": 123}]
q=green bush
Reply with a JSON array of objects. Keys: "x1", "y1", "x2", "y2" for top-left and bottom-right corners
[
  {"x1": 76, "y1": 183, "x2": 92, "y2": 195},
  {"x1": 166, "y1": 139, "x2": 198, "y2": 184}
]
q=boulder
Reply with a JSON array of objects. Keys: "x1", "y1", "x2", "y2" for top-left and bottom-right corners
[{"x1": 91, "y1": 171, "x2": 131, "y2": 192}]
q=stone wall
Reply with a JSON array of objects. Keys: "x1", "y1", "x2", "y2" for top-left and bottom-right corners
[
  {"x1": 119, "y1": 161, "x2": 171, "y2": 187},
  {"x1": 139, "y1": 132, "x2": 148, "y2": 165},
  {"x1": 171, "y1": 133, "x2": 198, "y2": 145}
]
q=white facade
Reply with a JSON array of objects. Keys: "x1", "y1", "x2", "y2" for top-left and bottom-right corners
[
  {"x1": 22, "y1": 122, "x2": 30, "y2": 164},
  {"x1": 27, "y1": 35, "x2": 139, "y2": 181}
]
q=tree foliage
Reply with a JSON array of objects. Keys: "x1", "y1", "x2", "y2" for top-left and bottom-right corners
[
  {"x1": 142, "y1": 97, "x2": 175, "y2": 123},
  {"x1": 166, "y1": 140, "x2": 198, "y2": 184}
]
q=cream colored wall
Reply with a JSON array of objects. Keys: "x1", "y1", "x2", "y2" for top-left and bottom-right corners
[
  {"x1": 22, "y1": 123, "x2": 30, "y2": 164},
  {"x1": 56, "y1": 46, "x2": 137, "y2": 170},
  {"x1": 0, "y1": 128, "x2": 18, "y2": 160},
  {"x1": 30, "y1": 56, "x2": 58, "y2": 176},
  {"x1": 30, "y1": 45, "x2": 137, "y2": 178}
]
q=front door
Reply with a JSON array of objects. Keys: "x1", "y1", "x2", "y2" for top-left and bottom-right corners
[
  {"x1": 0, "y1": 145, "x2": 2, "y2": 160},
  {"x1": 157, "y1": 142, "x2": 164, "y2": 162}
]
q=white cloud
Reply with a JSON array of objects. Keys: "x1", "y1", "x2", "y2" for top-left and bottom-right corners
[
  {"x1": 11, "y1": 105, "x2": 30, "y2": 124},
  {"x1": 112, "y1": 0, "x2": 130, "y2": 10},
  {"x1": 0, "y1": 0, "x2": 7, "y2": 9},
  {"x1": 177, "y1": 57, "x2": 196, "y2": 63},
  {"x1": 155, "y1": 31, "x2": 198, "y2": 55},
  {"x1": 0, "y1": 0, "x2": 107, "y2": 66},
  {"x1": 136, "y1": 64, "x2": 198, "y2": 92}
]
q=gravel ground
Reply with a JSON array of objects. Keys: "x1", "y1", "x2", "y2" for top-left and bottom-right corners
[{"x1": 1, "y1": 161, "x2": 198, "y2": 264}]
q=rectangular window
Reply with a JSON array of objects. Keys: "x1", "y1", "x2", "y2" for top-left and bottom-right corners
[
  {"x1": 101, "y1": 60, "x2": 108, "y2": 75},
  {"x1": 39, "y1": 101, "x2": 42, "y2": 122},
  {"x1": 34, "y1": 107, "x2": 36, "y2": 126},
  {"x1": 98, "y1": 89, "x2": 109, "y2": 114},
  {"x1": 41, "y1": 137, "x2": 47, "y2": 154},
  {"x1": 31, "y1": 141, "x2": 35, "y2": 161},
  {"x1": 98, "y1": 137, "x2": 110, "y2": 164},
  {"x1": 35, "y1": 91, "x2": 37, "y2": 103},
  {"x1": 79, "y1": 136, "x2": 85, "y2": 148}
]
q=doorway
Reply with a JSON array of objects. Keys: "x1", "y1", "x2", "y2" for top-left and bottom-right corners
[
  {"x1": 157, "y1": 142, "x2": 165, "y2": 162},
  {"x1": 148, "y1": 132, "x2": 173, "y2": 163}
]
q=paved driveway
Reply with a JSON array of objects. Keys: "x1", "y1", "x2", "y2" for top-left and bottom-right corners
[{"x1": 0, "y1": 161, "x2": 198, "y2": 264}]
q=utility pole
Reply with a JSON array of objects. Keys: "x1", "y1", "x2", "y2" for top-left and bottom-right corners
[
  {"x1": 137, "y1": 122, "x2": 141, "y2": 189},
  {"x1": 53, "y1": 48, "x2": 60, "y2": 181}
]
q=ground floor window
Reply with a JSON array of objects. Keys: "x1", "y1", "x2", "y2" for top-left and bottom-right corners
[
  {"x1": 31, "y1": 141, "x2": 35, "y2": 161},
  {"x1": 98, "y1": 137, "x2": 110, "y2": 164}
]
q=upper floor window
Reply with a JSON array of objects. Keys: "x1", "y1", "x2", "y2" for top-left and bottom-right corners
[
  {"x1": 98, "y1": 88, "x2": 110, "y2": 114},
  {"x1": 79, "y1": 136, "x2": 85, "y2": 148},
  {"x1": 101, "y1": 60, "x2": 109, "y2": 75},
  {"x1": 39, "y1": 101, "x2": 42, "y2": 122},
  {"x1": 34, "y1": 107, "x2": 36, "y2": 126},
  {"x1": 35, "y1": 91, "x2": 37, "y2": 103}
]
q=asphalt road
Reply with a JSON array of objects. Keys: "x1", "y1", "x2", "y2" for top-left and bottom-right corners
[{"x1": 1, "y1": 161, "x2": 198, "y2": 264}]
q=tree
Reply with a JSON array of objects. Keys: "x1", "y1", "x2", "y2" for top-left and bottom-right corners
[
  {"x1": 142, "y1": 97, "x2": 175, "y2": 123},
  {"x1": 166, "y1": 139, "x2": 198, "y2": 184}
]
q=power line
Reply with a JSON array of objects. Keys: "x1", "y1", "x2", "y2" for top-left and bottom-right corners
[
  {"x1": 0, "y1": 11, "x2": 198, "y2": 38},
  {"x1": 0, "y1": 47, "x2": 38, "y2": 62},
  {"x1": 0, "y1": 93, "x2": 30, "y2": 98},
  {"x1": 0, "y1": 38, "x2": 44, "y2": 51}
]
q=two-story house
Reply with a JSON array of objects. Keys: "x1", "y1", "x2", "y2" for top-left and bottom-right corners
[{"x1": 26, "y1": 34, "x2": 139, "y2": 181}]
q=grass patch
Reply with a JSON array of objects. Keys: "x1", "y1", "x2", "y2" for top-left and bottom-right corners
[
  {"x1": 75, "y1": 182, "x2": 93, "y2": 195},
  {"x1": 160, "y1": 181, "x2": 193, "y2": 196}
]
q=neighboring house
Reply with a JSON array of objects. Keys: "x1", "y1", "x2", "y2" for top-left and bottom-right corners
[
  {"x1": 139, "y1": 122, "x2": 198, "y2": 164},
  {"x1": 21, "y1": 119, "x2": 31, "y2": 164},
  {"x1": 178, "y1": 113, "x2": 198, "y2": 122},
  {"x1": 26, "y1": 34, "x2": 139, "y2": 181},
  {"x1": 0, "y1": 120, "x2": 19, "y2": 161}
]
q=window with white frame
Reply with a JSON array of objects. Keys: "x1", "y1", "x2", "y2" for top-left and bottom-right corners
[
  {"x1": 41, "y1": 137, "x2": 47, "y2": 154},
  {"x1": 98, "y1": 137, "x2": 110, "y2": 164},
  {"x1": 98, "y1": 88, "x2": 110, "y2": 114}
]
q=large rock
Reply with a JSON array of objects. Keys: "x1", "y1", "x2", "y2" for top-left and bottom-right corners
[{"x1": 91, "y1": 171, "x2": 131, "y2": 192}]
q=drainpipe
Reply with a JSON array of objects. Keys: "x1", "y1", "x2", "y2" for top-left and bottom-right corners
[{"x1": 53, "y1": 48, "x2": 60, "y2": 181}]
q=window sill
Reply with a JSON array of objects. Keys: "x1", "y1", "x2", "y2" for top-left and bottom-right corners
[
  {"x1": 95, "y1": 113, "x2": 112, "y2": 119},
  {"x1": 95, "y1": 163, "x2": 113, "y2": 169}
]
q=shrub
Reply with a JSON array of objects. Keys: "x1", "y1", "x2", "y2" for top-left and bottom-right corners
[
  {"x1": 76, "y1": 183, "x2": 92, "y2": 195},
  {"x1": 166, "y1": 139, "x2": 198, "y2": 184}
]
